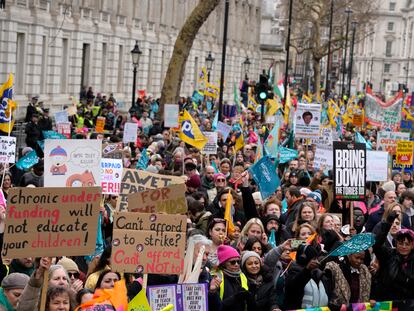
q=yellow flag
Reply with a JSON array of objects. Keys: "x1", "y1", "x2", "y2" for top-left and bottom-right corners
[
  {"x1": 128, "y1": 289, "x2": 151, "y2": 311},
  {"x1": 266, "y1": 98, "x2": 280, "y2": 116},
  {"x1": 283, "y1": 85, "x2": 291, "y2": 125},
  {"x1": 0, "y1": 73, "x2": 17, "y2": 134},
  {"x1": 179, "y1": 110, "x2": 208, "y2": 150},
  {"x1": 224, "y1": 189, "x2": 235, "y2": 236},
  {"x1": 198, "y1": 67, "x2": 207, "y2": 83}
]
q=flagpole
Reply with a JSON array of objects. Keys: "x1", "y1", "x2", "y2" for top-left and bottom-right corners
[{"x1": 1, "y1": 106, "x2": 12, "y2": 189}]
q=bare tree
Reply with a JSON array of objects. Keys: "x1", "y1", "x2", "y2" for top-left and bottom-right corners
[
  {"x1": 159, "y1": 0, "x2": 220, "y2": 117},
  {"x1": 281, "y1": 0, "x2": 378, "y2": 96}
]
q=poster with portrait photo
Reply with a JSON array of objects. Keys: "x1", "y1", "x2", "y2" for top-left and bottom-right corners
[{"x1": 294, "y1": 103, "x2": 321, "y2": 138}]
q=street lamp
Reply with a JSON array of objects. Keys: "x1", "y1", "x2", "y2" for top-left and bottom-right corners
[
  {"x1": 242, "y1": 57, "x2": 251, "y2": 80},
  {"x1": 347, "y1": 21, "x2": 357, "y2": 98},
  {"x1": 205, "y1": 51, "x2": 215, "y2": 83},
  {"x1": 341, "y1": 7, "x2": 353, "y2": 100},
  {"x1": 130, "y1": 41, "x2": 142, "y2": 107},
  {"x1": 325, "y1": 0, "x2": 334, "y2": 98}
]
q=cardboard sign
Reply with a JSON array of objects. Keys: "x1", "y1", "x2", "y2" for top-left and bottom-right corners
[
  {"x1": 201, "y1": 132, "x2": 218, "y2": 155},
  {"x1": 313, "y1": 146, "x2": 333, "y2": 171},
  {"x1": 396, "y1": 141, "x2": 414, "y2": 165},
  {"x1": 217, "y1": 121, "x2": 232, "y2": 141},
  {"x1": 2, "y1": 187, "x2": 101, "y2": 258},
  {"x1": 56, "y1": 122, "x2": 71, "y2": 139},
  {"x1": 128, "y1": 184, "x2": 187, "y2": 214},
  {"x1": 377, "y1": 131, "x2": 410, "y2": 155},
  {"x1": 147, "y1": 283, "x2": 208, "y2": 311},
  {"x1": 95, "y1": 116, "x2": 106, "y2": 133},
  {"x1": 101, "y1": 159, "x2": 123, "y2": 195},
  {"x1": 352, "y1": 113, "x2": 364, "y2": 127},
  {"x1": 111, "y1": 212, "x2": 186, "y2": 274},
  {"x1": 333, "y1": 141, "x2": 366, "y2": 200},
  {"x1": 164, "y1": 104, "x2": 179, "y2": 128},
  {"x1": 116, "y1": 169, "x2": 185, "y2": 212},
  {"x1": 366, "y1": 151, "x2": 388, "y2": 181},
  {"x1": 0, "y1": 136, "x2": 16, "y2": 163},
  {"x1": 123, "y1": 123, "x2": 138, "y2": 143},
  {"x1": 102, "y1": 142, "x2": 123, "y2": 159},
  {"x1": 44, "y1": 140, "x2": 101, "y2": 187},
  {"x1": 54, "y1": 110, "x2": 69, "y2": 124},
  {"x1": 294, "y1": 103, "x2": 321, "y2": 138}
]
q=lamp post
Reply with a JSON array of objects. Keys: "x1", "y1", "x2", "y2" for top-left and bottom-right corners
[
  {"x1": 347, "y1": 21, "x2": 357, "y2": 98},
  {"x1": 341, "y1": 7, "x2": 352, "y2": 100},
  {"x1": 283, "y1": 0, "x2": 293, "y2": 106},
  {"x1": 243, "y1": 57, "x2": 251, "y2": 80},
  {"x1": 205, "y1": 51, "x2": 215, "y2": 83},
  {"x1": 325, "y1": 0, "x2": 334, "y2": 98},
  {"x1": 403, "y1": 60, "x2": 409, "y2": 86},
  {"x1": 130, "y1": 41, "x2": 142, "y2": 107},
  {"x1": 218, "y1": 0, "x2": 230, "y2": 122}
]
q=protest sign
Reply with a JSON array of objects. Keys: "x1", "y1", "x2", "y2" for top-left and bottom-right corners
[
  {"x1": 123, "y1": 123, "x2": 138, "y2": 143},
  {"x1": 95, "y1": 116, "x2": 106, "y2": 133},
  {"x1": 311, "y1": 128, "x2": 332, "y2": 146},
  {"x1": 217, "y1": 121, "x2": 232, "y2": 141},
  {"x1": 279, "y1": 147, "x2": 298, "y2": 164},
  {"x1": 117, "y1": 169, "x2": 185, "y2": 212},
  {"x1": 377, "y1": 131, "x2": 410, "y2": 155},
  {"x1": 2, "y1": 187, "x2": 101, "y2": 258},
  {"x1": 333, "y1": 142, "x2": 366, "y2": 200},
  {"x1": 101, "y1": 159, "x2": 123, "y2": 195},
  {"x1": 396, "y1": 141, "x2": 414, "y2": 165},
  {"x1": 392, "y1": 154, "x2": 413, "y2": 172},
  {"x1": 44, "y1": 140, "x2": 101, "y2": 187},
  {"x1": 191, "y1": 90, "x2": 204, "y2": 104},
  {"x1": 201, "y1": 132, "x2": 218, "y2": 155},
  {"x1": 56, "y1": 122, "x2": 71, "y2": 138},
  {"x1": 15, "y1": 150, "x2": 39, "y2": 170},
  {"x1": 164, "y1": 104, "x2": 179, "y2": 128},
  {"x1": 294, "y1": 103, "x2": 321, "y2": 138},
  {"x1": 352, "y1": 113, "x2": 364, "y2": 127},
  {"x1": 102, "y1": 142, "x2": 123, "y2": 159},
  {"x1": 0, "y1": 136, "x2": 16, "y2": 163},
  {"x1": 43, "y1": 130, "x2": 67, "y2": 140},
  {"x1": 54, "y1": 110, "x2": 68, "y2": 124},
  {"x1": 0, "y1": 190, "x2": 5, "y2": 207},
  {"x1": 128, "y1": 184, "x2": 187, "y2": 214},
  {"x1": 366, "y1": 151, "x2": 389, "y2": 181},
  {"x1": 249, "y1": 156, "x2": 280, "y2": 200},
  {"x1": 147, "y1": 283, "x2": 208, "y2": 311},
  {"x1": 111, "y1": 212, "x2": 186, "y2": 274},
  {"x1": 365, "y1": 91, "x2": 403, "y2": 131},
  {"x1": 313, "y1": 146, "x2": 333, "y2": 171},
  {"x1": 400, "y1": 120, "x2": 413, "y2": 132}
]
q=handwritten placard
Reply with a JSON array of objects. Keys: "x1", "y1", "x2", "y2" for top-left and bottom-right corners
[
  {"x1": 0, "y1": 136, "x2": 16, "y2": 163},
  {"x1": 123, "y1": 123, "x2": 138, "y2": 143},
  {"x1": 2, "y1": 187, "x2": 101, "y2": 258},
  {"x1": 164, "y1": 104, "x2": 179, "y2": 128},
  {"x1": 101, "y1": 158, "x2": 123, "y2": 195},
  {"x1": 111, "y1": 212, "x2": 186, "y2": 274}
]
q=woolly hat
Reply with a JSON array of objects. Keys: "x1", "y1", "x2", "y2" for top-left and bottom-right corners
[
  {"x1": 186, "y1": 174, "x2": 201, "y2": 189},
  {"x1": 50, "y1": 146, "x2": 67, "y2": 157},
  {"x1": 300, "y1": 188, "x2": 312, "y2": 196},
  {"x1": 262, "y1": 214, "x2": 280, "y2": 228},
  {"x1": 1, "y1": 273, "x2": 29, "y2": 289},
  {"x1": 213, "y1": 173, "x2": 226, "y2": 182},
  {"x1": 241, "y1": 251, "x2": 261, "y2": 267},
  {"x1": 382, "y1": 180, "x2": 396, "y2": 192},
  {"x1": 57, "y1": 257, "x2": 79, "y2": 273},
  {"x1": 307, "y1": 190, "x2": 322, "y2": 203},
  {"x1": 217, "y1": 245, "x2": 240, "y2": 265}
]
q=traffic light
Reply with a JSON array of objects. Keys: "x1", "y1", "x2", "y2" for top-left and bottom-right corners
[{"x1": 256, "y1": 74, "x2": 269, "y2": 101}]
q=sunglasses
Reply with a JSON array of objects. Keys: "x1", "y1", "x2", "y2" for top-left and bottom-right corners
[
  {"x1": 228, "y1": 259, "x2": 240, "y2": 266},
  {"x1": 216, "y1": 179, "x2": 226, "y2": 182},
  {"x1": 68, "y1": 272, "x2": 80, "y2": 278}
]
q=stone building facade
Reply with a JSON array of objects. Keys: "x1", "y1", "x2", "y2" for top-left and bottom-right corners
[{"x1": 0, "y1": 0, "x2": 262, "y2": 117}]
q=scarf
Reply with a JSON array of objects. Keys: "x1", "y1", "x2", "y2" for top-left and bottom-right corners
[
  {"x1": 0, "y1": 288, "x2": 14, "y2": 311},
  {"x1": 246, "y1": 274, "x2": 263, "y2": 287},
  {"x1": 223, "y1": 268, "x2": 241, "y2": 278}
]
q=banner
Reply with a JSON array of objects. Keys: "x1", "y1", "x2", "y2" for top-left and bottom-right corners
[
  {"x1": 311, "y1": 128, "x2": 338, "y2": 146},
  {"x1": 43, "y1": 130, "x2": 67, "y2": 140},
  {"x1": 376, "y1": 131, "x2": 410, "y2": 155},
  {"x1": 396, "y1": 140, "x2": 414, "y2": 165},
  {"x1": 95, "y1": 116, "x2": 106, "y2": 133},
  {"x1": 56, "y1": 122, "x2": 71, "y2": 139},
  {"x1": 329, "y1": 233, "x2": 375, "y2": 257},
  {"x1": 111, "y1": 212, "x2": 186, "y2": 274},
  {"x1": 128, "y1": 184, "x2": 187, "y2": 214},
  {"x1": 123, "y1": 123, "x2": 138, "y2": 143},
  {"x1": 392, "y1": 154, "x2": 413, "y2": 172},
  {"x1": 314, "y1": 146, "x2": 333, "y2": 171},
  {"x1": 44, "y1": 140, "x2": 101, "y2": 187},
  {"x1": 249, "y1": 156, "x2": 280, "y2": 200},
  {"x1": 164, "y1": 104, "x2": 179, "y2": 128},
  {"x1": 366, "y1": 151, "x2": 389, "y2": 181},
  {"x1": 333, "y1": 142, "x2": 366, "y2": 200},
  {"x1": 147, "y1": 284, "x2": 208, "y2": 311},
  {"x1": 201, "y1": 132, "x2": 218, "y2": 155},
  {"x1": 101, "y1": 159, "x2": 123, "y2": 195},
  {"x1": 279, "y1": 147, "x2": 298, "y2": 164},
  {"x1": 116, "y1": 169, "x2": 185, "y2": 212},
  {"x1": 365, "y1": 90, "x2": 403, "y2": 130},
  {"x1": 0, "y1": 136, "x2": 16, "y2": 163},
  {"x1": 15, "y1": 150, "x2": 39, "y2": 170},
  {"x1": 54, "y1": 110, "x2": 68, "y2": 124},
  {"x1": 217, "y1": 121, "x2": 232, "y2": 141},
  {"x1": 2, "y1": 187, "x2": 101, "y2": 258},
  {"x1": 294, "y1": 103, "x2": 321, "y2": 138}
]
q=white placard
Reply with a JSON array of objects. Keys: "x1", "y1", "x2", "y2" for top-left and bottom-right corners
[
  {"x1": 54, "y1": 110, "x2": 69, "y2": 124},
  {"x1": 294, "y1": 103, "x2": 321, "y2": 138},
  {"x1": 164, "y1": 104, "x2": 179, "y2": 128},
  {"x1": 217, "y1": 121, "x2": 232, "y2": 141},
  {"x1": 313, "y1": 146, "x2": 333, "y2": 170},
  {"x1": 0, "y1": 136, "x2": 16, "y2": 163},
  {"x1": 123, "y1": 122, "x2": 138, "y2": 143},
  {"x1": 201, "y1": 132, "x2": 218, "y2": 155},
  {"x1": 101, "y1": 158, "x2": 123, "y2": 195},
  {"x1": 367, "y1": 150, "x2": 389, "y2": 181}
]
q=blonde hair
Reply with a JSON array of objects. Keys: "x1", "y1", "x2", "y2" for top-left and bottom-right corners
[
  {"x1": 382, "y1": 202, "x2": 403, "y2": 222},
  {"x1": 240, "y1": 218, "x2": 265, "y2": 238}
]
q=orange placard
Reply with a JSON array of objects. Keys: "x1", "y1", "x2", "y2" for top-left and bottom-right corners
[
  {"x1": 396, "y1": 140, "x2": 414, "y2": 165},
  {"x1": 95, "y1": 116, "x2": 105, "y2": 133}
]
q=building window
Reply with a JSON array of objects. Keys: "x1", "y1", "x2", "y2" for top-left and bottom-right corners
[
  {"x1": 389, "y1": 2, "x2": 396, "y2": 11},
  {"x1": 384, "y1": 63, "x2": 391, "y2": 73},
  {"x1": 117, "y1": 45, "x2": 124, "y2": 92},
  {"x1": 101, "y1": 43, "x2": 107, "y2": 91},
  {"x1": 61, "y1": 38, "x2": 69, "y2": 93},
  {"x1": 385, "y1": 41, "x2": 393, "y2": 57},
  {"x1": 16, "y1": 33, "x2": 26, "y2": 94},
  {"x1": 387, "y1": 22, "x2": 394, "y2": 31}
]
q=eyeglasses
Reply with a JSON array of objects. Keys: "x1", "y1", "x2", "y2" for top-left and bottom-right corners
[
  {"x1": 216, "y1": 179, "x2": 226, "y2": 182},
  {"x1": 228, "y1": 259, "x2": 240, "y2": 266},
  {"x1": 68, "y1": 272, "x2": 80, "y2": 279}
]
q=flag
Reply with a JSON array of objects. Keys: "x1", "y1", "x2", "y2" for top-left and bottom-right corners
[
  {"x1": 351, "y1": 301, "x2": 393, "y2": 311},
  {"x1": 268, "y1": 229, "x2": 277, "y2": 248},
  {"x1": 198, "y1": 66, "x2": 208, "y2": 84},
  {"x1": 306, "y1": 232, "x2": 317, "y2": 244},
  {"x1": 179, "y1": 110, "x2": 208, "y2": 150},
  {"x1": 274, "y1": 79, "x2": 285, "y2": 99},
  {"x1": 264, "y1": 122, "x2": 280, "y2": 159},
  {"x1": 212, "y1": 112, "x2": 218, "y2": 130},
  {"x1": 128, "y1": 289, "x2": 151, "y2": 311},
  {"x1": 283, "y1": 85, "x2": 291, "y2": 125},
  {"x1": 329, "y1": 233, "x2": 375, "y2": 257},
  {"x1": 234, "y1": 83, "x2": 242, "y2": 113},
  {"x1": 249, "y1": 156, "x2": 280, "y2": 200},
  {"x1": 136, "y1": 148, "x2": 149, "y2": 170},
  {"x1": 0, "y1": 73, "x2": 17, "y2": 134},
  {"x1": 16, "y1": 150, "x2": 39, "y2": 170},
  {"x1": 248, "y1": 95, "x2": 258, "y2": 110},
  {"x1": 211, "y1": 160, "x2": 219, "y2": 173},
  {"x1": 255, "y1": 137, "x2": 264, "y2": 163},
  {"x1": 234, "y1": 130, "x2": 244, "y2": 151},
  {"x1": 355, "y1": 132, "x2": 372, "y2": 150},
  {"x1": 224, "y1": 189, "x2": 235, "y2": 236},
  {"x1": 266, "y1": 98, "x2": 280, "y2": 116}
]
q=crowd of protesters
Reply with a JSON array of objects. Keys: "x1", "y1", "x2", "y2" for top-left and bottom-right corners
[{"x1": 0, "y1": 86, "x2": 413, "y2": 311}]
